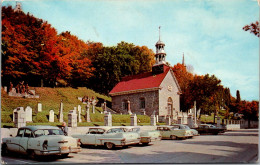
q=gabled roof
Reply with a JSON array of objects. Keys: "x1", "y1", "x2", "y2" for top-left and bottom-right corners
[{"x1": 109, "y1": 65, "x2": 181, "y2": 96}]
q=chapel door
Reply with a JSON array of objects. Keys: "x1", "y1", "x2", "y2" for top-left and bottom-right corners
[{"x1": 167, "y1": 97, "x2": 173, "y2": 116}]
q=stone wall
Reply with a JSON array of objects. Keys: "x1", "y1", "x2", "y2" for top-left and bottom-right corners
[
  {"x1": 111, "y1": 90, "x2": 159, "y2": 116},
  {"x1": 159, "y1": 70, "x2": 180, "y2": 121}
]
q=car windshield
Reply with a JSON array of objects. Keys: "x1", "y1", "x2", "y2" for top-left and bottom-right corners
[
  {"x1": 34, "y1": 129, "x2": 64, "y2": 137},
  {"x1": 106, "y1": 128, "x2": 125, "y2": 134},
  {"x1": 128, "y1": 128, "x2": 140, "y2": 132},
  {"x1": 183, "y1": 125, "x2": 190, "y2": 129},
  {"x1": 170, "y1": 126, "x2": 179, "y2": 130}
]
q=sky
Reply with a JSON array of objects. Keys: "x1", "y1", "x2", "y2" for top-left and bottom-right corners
[{"x1": 2, "y1": 0, "x2": 259, "y2": 101}]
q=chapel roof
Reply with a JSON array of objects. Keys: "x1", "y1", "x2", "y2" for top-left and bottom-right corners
[{"x1": 109, "y1": 65, "x2": 180, "y2": 96}]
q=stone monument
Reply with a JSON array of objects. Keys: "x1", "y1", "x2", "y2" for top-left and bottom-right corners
[
  {"x1": 104, "y1": 112, "x2": 112, "y2": 126},
  {"x1": 130, "y1": 114, "x2": 137, "y2": 126},
  {"x1": 49, "y1": 110, "x2": 54, "y2": 122},
  {"x1": 25, "y1": 106, "x2": 32, "y2": 122}
]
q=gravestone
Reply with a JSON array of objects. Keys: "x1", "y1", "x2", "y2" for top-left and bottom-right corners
[
  {"x1": 91, "y1": 97, "x2": 97, "y2": 114},
  {"x1": 104, "y1": 112, "x2": 112, "y2": 126},
  {"x1": 58, "y1": 100, "x2": 64, "y2": 122},
  {"x1": 127, "y1": 100, "x2": 132, "y2": 115},
  {"x1": 178, "y1": 116, "x2": 182, "y2": 124},
  {"x1": 4, "y1": 86, "x2": 7, "y2": 92},
  {"x1": 150, "y1": 115, "x2": 156, "y2": 126},
  {"x1": 78, "y1": 105, "x2": 82, "y2": 123},
  {"x1": 14, "y1": 107, "x2": 26, "y2": 128},
  {"x1": 25, "y1": 106, "x2": 32, "y2": 122},
  {"x1": 217, "y1": 116, "x2": 221, "y2": 127},
  {"x1": 13, "y1": 108, "x2": 17, "y2": 122},
  {"x1": 85, "y1": 101, "x2": 91, "y2": 122},
  {"x1": 130, "y1": 114, "x2": 137, "y2": 126},
  {"x1": 68, "y1": 110, "x2": 77, "y2": 127},
  {"x1": 187, "y1": 115, "x2": 193, "y2": 128},
  {"x1": 49, "y1": 110, "x2": 54, "y2": 122},
  {"x1": 165, "y1": 115, "x2": 171, "y2": 125},
  {"x1": 37, "y1": 103, "x2": 42, "y2": 112}
]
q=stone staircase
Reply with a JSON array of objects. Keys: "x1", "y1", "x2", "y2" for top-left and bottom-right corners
[{"x1": 105, "y1": 107, "x2": 118, "y2": 114}]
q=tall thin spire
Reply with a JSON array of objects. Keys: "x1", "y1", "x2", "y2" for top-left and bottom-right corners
[
  {"x1": 159, "y1": 26, "x2": 161, "y2": 41},
  {"x1": 182, "y1": 52, "x2": 186, "y2": 67}
]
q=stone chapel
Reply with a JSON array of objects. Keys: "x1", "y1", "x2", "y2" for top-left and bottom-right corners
[{"x1": 109, "y1": 27, "x2": 181, "y2": 122}]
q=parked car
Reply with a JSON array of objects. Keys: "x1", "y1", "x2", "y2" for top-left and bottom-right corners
[
  {"x1": 1, "y1": 125, "x2": 81, "y2": 159},
  {"x1": 71, "y1": 127, "x2": 140, "y2": 149},
  {"x1": 156, "y1": 126, "x2": 193, "y2": 140},
  {"x1": 122, "y1": 127, "x2": 161, "y2": 145},
  {"x1": 195, "y1": 124, "x2": 225, "y2": 135},
  {"x1": 172, "y1": 124, "x2": 199, "y2": 136}
]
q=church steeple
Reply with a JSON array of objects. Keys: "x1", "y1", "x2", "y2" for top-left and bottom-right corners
[
  {"x1": 154, "y1": 26, "x2": 166, "y2": 66},
  {"x1": 182, "y1": 53, "x2": 186, "y2": 68}
]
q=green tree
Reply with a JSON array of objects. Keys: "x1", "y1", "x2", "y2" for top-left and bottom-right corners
[{"x1": 189, "y1": 74, "x2": 222, "y2": 119}]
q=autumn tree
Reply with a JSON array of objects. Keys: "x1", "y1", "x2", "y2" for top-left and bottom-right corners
[
  {"x1": 1, "y1": 6, "x2": 62, "y2": 86},
  {"x1": 236, "y1": 90, "x2": 241, "y2": 103},
  {"x1": 57, "y1": 31, "x2": 94, "y2": 87},
  {"x1": 238, "y1": 100, "x2": 259, "y2": 127},
  {"x1": 243, "y1": 21, "x2": 259, "y2": 37},
  {"x1": 172, "y1": 63, "x2": 194, "y2": 111}
]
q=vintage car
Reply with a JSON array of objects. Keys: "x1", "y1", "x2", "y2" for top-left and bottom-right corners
[
  {"x1": 1, "y1": 125, "x2": 81, "y2": 159},
  {"x1": 122, "y1": 127, "x2": 161, "y2": 145},
  {"x1": 195, "y1": 124, "x2": 225, "y2": 135},
  {"x1": 71, "y1": 127, "x2": 140, "y2": 149},
  {"x1": 172, "y1": 124, "x2": 199, "y2": 136},
  {"x1": 156, "y1": 126, "x2": 193, "y2": 140}
]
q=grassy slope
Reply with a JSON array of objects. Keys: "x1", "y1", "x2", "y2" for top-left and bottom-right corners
[{"x1": 1, "y1": 87, "x2": 150, "y2": 127}]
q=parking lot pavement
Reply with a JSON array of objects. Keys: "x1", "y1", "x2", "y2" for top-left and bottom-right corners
[{"x1": 2, "y1": 129, "x2": 258, "y2": 164}]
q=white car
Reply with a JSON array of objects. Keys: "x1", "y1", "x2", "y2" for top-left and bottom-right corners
[
  {"x1": 172, "y1": 124, "x2": 199, "y2": 136},
  {"x1": 1, "y1": 126, "x2": 81, "y2": 159},
  {"x1": 123, "y1": 127, "x2": 161, "y2": 145},
  {"x1": 72, "y1": 127, "x2": 140, "y2": 149}
]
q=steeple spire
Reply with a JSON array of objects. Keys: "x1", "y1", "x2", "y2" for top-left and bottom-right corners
[
  {"x1": 154, "y1": 26, "x2": 166, "y2": 66},
  {"x1": 159, "y1": 26, "x2": 161, "y2": 41},
  {"x1": 182, "y1": 53, "x2": 186, "y2": 67}
]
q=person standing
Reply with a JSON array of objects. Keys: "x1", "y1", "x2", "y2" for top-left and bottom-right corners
[{"x1": 61, "y1": 122, "x2": 68, "y2": 136}]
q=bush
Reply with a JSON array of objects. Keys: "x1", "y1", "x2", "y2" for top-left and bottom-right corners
[
  {"x1": 33, "y1": 113, "x2": 48, "y2": 123},
  {"x1": 1, "y1": 113, "x2": 13, "y2": 123}
]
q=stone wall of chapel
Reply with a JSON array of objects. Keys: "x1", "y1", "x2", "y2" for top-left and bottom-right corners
[
  {"x1": 159, "y1": 70, "x2": 180, "y2": 120},
  {"x1": 111, "y1": 90, "x2": 159, "y2": 116}
]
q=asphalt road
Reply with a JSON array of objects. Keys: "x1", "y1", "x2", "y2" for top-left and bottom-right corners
[{"x1": 1, "y1": 129, "x2": 258, "y2": 164}]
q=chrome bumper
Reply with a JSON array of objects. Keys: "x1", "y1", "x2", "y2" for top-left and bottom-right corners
[{"x1": 40, "y1": 146, "x2": 81, "y2": 155}]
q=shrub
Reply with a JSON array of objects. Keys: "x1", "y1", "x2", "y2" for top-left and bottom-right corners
[{"x1": 33, "y1": 113, "x2": 48, "y2": 123}]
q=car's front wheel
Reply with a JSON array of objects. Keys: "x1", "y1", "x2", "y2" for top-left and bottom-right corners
[
  {"x1": 1, "y1": 144, "x2": 9, "y2": 156},
  {"x1": 170, "y1": 135, "x2": 177, "y2": 140},
  {"x1": 28, "y1": 150, "x2": 37, "y2": 160},
  {"x1": 105, "y1": 142, "x2": 115, "y2": 150},
  {"x1": 61, "y1": 153, "x2": 69, "y2": 158},
  {"x1": 142, "y1": 142, "x2": 149, "y2": 146}
]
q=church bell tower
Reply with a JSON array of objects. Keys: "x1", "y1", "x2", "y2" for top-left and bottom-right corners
[{"x1": 152, "y1": 26, "x2": 167, "y2": 74}]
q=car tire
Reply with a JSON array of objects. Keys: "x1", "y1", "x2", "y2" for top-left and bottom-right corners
[
  {"x1": 142, "y1": 142, "x2": 149, "y2": 146},
  {"x1": 105, "y1": 142, "x2": 115, "y2": 150},
  {"x1": 170, "y1": 135, "x2": 177, "y2": 140},
  {"x1": 1, "y1": 144, "x2": 9, "y2": 156},
  {"x1": 61, "y1": 153, "x2": 69, "y2": 158},
  {"x1": 28, "y1": 150, "x2": 37, "y2": 160}
]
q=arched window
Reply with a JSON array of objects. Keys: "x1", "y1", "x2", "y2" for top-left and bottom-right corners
[
  {"x1": 122, "y1": 100, "x2": 128, "y2": 110},
  {"x1": 139, "y1": 98, "x2": 145, "y2": 109},
  {"x1": 167, "y1": 97, "x2": 173, "y2": 115}
]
